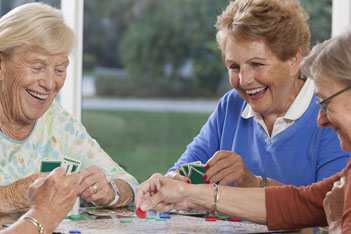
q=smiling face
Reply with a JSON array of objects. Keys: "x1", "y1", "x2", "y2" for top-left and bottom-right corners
[
  {"x1": 0, "y1": 48, "x2": 69, "y2": 125},
  {"x1": 224, "y1": 37, "x2": 302, "y2": 118},
  {"x1": 314, "y1": 76, "x2": 351, "y2": 151}
]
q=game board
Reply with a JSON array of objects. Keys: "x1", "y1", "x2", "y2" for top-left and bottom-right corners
[{"x1": 55, "y1": 209, "x2": 299, "y2": 234}]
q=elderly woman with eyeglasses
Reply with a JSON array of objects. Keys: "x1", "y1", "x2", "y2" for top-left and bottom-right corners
[
  {"x1": 0, "y1": 2, "x2": 138, "y2": 216},
  {"x1": 136, "y1": 28, "x2": 351, "y2": 233}
]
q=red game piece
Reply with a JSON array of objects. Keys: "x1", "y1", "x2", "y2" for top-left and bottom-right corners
[
  {"x1": 136, "y1": 207, "x2": 147, "y2": 219},
  {"x1": 205, "y1": 217, "x2": 217, "y2": 222},
  {"x1": 228, "y1": 217, "x2": 241, "y2": 222}
]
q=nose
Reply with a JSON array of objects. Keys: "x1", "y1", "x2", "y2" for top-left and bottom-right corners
[
  {"x1": 317, "y1": 109, "x2": 330, "y2": 128},
  {"x1": 38, "y1": 69, "x2": 55, "y2": 91},
  {"x1": 238, "y1": 67, "x2": 254, "y2": 87}
]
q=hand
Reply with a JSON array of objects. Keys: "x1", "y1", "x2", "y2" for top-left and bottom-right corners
[
  {"x1": 78, "y1": 165, "x2": 115, "y2": 206},
  {"x1": 323, "y1": 177, "x2": 345, "y2": 230},
  {"x1": 205, "y1": 150, "x2": 258, "y2": 187},
  {"x1": 166, "y1": 170, "x2": 191, "y2": 183},
  {"x1": 136, "y1": 173, "x2": 190, "y2": 212},
  {"x1": 28, "y1": 167, "x2": 79, "y2": 227}
]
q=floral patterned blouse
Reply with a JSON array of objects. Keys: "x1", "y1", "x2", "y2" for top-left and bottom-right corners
[{"x1": 0, "y1": 101, "x2": 138, "y2": 200}]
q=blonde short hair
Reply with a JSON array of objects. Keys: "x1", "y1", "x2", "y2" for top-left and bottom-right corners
[
  {"x1": 0, "y1": 2, "x2": 75, "y2": 56},
  {"x1": 301, "y1": 29, "x2": 351, "y2": 83},
  {"x1": 216, "y1": 0, "x2": 310, "y2": 61}
]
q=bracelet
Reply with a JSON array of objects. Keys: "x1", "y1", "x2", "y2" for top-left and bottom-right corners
[
  {"x1": 107, "y1": 180, "x2": 120, "y2": 207},
  {"x1": 22, "y1": 216, "x2": 45, "y2": 234},
  {"x1": 212, "y1": 183, "x2": 220, "y2": 215},
  {"x1": 260, "y1": 176, "x2": 269, "y2": 187}
]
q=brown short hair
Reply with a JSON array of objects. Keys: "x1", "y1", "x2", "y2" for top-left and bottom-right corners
[{"x1": 216, "y1": 0, "x2": 310, "y2": 61}]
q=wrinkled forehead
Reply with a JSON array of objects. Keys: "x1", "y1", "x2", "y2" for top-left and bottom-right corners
[{"x1": 6, "y1": 47, "x2": 69, "y2": 65}]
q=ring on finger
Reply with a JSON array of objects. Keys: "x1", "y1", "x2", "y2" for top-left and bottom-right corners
[{"x1": 92, "y1": 184, "x2": 98, "y2": 194}]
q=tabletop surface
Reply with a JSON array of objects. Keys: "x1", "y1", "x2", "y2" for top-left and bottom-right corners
[{"x1": 54, "y1": 207, "x2": 299, "y2": 234}]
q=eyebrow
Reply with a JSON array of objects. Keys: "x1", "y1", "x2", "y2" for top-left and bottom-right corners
[{"x1": 225, "y1": 57, "x2": 266, "y2": 64}]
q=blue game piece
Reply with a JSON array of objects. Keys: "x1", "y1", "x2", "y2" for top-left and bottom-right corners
[{"x1": 69, "y1": 231, "x2": 81, "y2": 234}]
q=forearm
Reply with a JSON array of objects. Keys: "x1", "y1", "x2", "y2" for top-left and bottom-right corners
[
  {"x1": 0, "y1": 178, "x2": 35, "y2": 214},
  {"x1": 1, "y1": 208, "x2": 58, "y2": 234},
  {"x1": 186, "y1": 184, "x2": 266, "y2": 223},
  {"x1": 112, "y1": 180, "x2": 134, "y2": 207}
]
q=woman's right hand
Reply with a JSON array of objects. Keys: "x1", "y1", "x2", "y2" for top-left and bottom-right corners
[
  {"x1": 136, "y1": 173, "x2": 191, "y2": 212},
  {"x1": 166, "y1": 170, "x2": 191, "y2": 183},
  {"x1": 323, "y1": 176, "x2": 345, "y2": 233},
  {"x1": 27, "y1": 167, "x2": 80, "y2": 230}
]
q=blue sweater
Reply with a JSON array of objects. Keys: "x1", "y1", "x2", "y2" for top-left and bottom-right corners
[{"x1": 169, "y1": 89, "x2": 349, "y2": 186}]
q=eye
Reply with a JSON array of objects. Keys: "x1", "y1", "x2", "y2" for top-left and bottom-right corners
[
  {"x1": 251, "y1": 62, "x2": 263, "y2": 67},
  {"x1": 229, "y1": 64, "x2": 240, "y2": 71},
  {"x1": 55, "y1": 66, "x2": 67, "y2": 74},
  {"x1": 31, "y1": 64, "x2": 44, "y2": 72}
]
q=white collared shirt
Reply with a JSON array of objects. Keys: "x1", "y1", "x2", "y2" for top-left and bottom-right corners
[{"x1": 241, "y1": 78, "x2": 315, "y2": 138}]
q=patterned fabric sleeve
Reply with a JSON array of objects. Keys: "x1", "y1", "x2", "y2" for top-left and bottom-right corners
[{"x1": 51, "y1": 102, "x2": 139, "y2": 203}]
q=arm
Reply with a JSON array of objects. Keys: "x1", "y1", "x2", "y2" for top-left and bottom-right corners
[
  {"x1": 55, "y1": 103, "x2": 138, "y2": 206},
  {"x1": 1, "y1": 167, "x2": 79, "y2": 234},
  {"x1": 266, "y1": 170, "x2": 343, "y2": 230},
  {"x1": 136, "y1": 173, "x2": 267, "y2": 223},
  {"x1": 0, "y1": 173, "x2": 47, "y2": 214}
]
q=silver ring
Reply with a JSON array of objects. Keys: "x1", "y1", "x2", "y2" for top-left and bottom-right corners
[{"x1": 92, "y1": 184, "x2": 98, "y2": 194}]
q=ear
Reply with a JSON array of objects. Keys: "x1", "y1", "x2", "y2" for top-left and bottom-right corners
[
  {"x1": 288, "y1": 48, "x2": 302, "y2": 77},
  {"x1": 0, "y1": 53, "x2": 5, "y2": 81}
]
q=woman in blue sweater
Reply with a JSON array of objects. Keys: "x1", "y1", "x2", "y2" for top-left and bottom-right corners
[{"x1": 167, "y1": 0, "x2": 349, "y2": 188}]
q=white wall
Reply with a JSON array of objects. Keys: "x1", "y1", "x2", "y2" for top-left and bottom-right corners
[
  {"x1": 332, "y1": 0, "x2": 351, "y2": 37},
  {"x1": 59, "y1": 0, "x2": 84, "y2": 121}
]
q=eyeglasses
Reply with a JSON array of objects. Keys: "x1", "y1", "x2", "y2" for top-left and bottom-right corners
[{"x1": 316, "y1": 86, "x2": 351, "y2": 112}]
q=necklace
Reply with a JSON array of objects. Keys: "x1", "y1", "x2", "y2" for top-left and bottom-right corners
[{"x1": 0, "y1": 122, "x2": 3, "y2": 133}]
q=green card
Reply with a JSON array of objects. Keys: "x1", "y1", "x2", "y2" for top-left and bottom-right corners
[{"x1": 40, "y1": 160, "x2": 62, "y2": 172}]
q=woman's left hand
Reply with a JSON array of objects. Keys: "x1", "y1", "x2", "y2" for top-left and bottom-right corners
[
  {"x1": 205, "y1": 150, "x2": 259, "y2": 187},
  {"x1": 78, "y1": 165, "x2": 115, "y2": 206},
  {"x1": 323, "y1": 176, "x2": 345, "y2": 231}
]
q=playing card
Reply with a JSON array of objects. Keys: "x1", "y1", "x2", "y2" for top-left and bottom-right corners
[
  {"x1": 190, "y1": 164, "x2": 207, "y2": 175},
  {"x1": 188, "y1": 167, "x2": 206, "y2": 184},
  {"x1": 62, "y1": 156, "x2": 81, "y2": 174},
  {"x1": 40, "y1": 159, "x2": 62, "y2": 172}
]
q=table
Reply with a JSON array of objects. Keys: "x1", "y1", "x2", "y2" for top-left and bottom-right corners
[
  {"x1": 0, "y1": 207, "x2": 300, "y2": 234},
  {"x1": 55, "y1": 207, "x2": 300, "y2": 234}
]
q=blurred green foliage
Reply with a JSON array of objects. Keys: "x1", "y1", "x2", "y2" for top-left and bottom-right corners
[{"x1": 84, "y1": 0, "x2": 332, "y2": 98}]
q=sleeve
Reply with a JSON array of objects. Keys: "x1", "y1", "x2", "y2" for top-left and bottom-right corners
[
  {"x1": 57, "y1": 106, "x2": 139, "y2": 204},
  {"x1": 167, "y1": 96, "x2": 228, "y2": 173},
  {"x1": 315, "y1": 127, "x2": 350, "y2": 181},
  {"x1": 265, "y1": 170, "x2": 344, "y2": 230}
]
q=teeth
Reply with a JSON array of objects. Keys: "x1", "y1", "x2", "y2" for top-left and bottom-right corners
[
  {"x1": 27, "y1": 89, "x2": 49, "y2": 100},
  {"x1": 246, "y1": 86, "x2": 267, "y2": 95}
]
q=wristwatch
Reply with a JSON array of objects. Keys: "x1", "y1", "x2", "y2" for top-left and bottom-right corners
[{"x1": 108, "y1": 180, "x2": 120, "y2": 207}]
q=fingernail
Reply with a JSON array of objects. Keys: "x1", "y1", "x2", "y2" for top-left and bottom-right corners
[
  {"x1": 201, "y1": 175, "x2": 207, "y2": 181},
  {"x1": 205, "y1": 181, "x2": 210, "y2": 184},
  {"x1": 204, "y1": 164, "x2": 210, "y2": 170},
  {"x1": 187, "y1": 180, "x2": 191, "y2": 184}
]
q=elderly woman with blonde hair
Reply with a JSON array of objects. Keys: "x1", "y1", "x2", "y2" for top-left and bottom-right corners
[
  {"x1": 0, "y1": 2, "x2": 137, "y2": 229},
  {"x1": 137, "y1": 27, "x2": 351, "y2": 234}
]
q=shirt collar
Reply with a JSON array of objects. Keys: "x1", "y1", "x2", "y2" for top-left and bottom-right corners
[{"x1": 241, "y1": 78, "x2": 315, "y2": 120}]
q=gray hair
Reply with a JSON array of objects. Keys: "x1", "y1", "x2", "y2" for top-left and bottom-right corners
[
  {"x1": 301, "y1": 29, "x2": 351, "y2": 83},
  {"x1": 0, "y1": 2, "x2": 75, "y2": 56}
]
